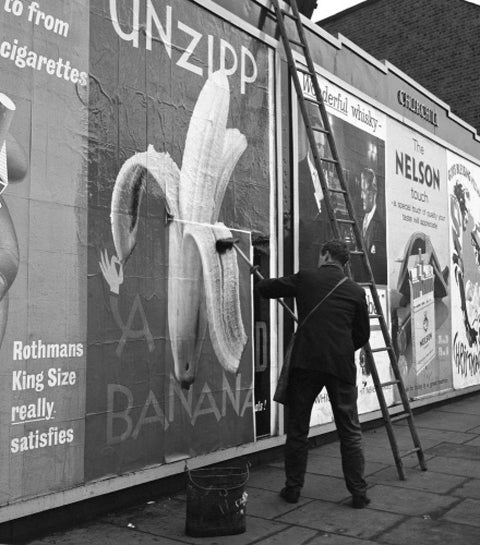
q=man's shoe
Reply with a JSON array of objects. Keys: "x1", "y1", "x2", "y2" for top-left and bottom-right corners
[
  {"x1": 280, "y1": 487, "x2": 300, "y2": 503},
  {"x1": 351, "y1": 495, "x2": 371, "y2": 509}
]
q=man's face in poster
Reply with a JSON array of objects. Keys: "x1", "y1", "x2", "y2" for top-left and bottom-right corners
[{"x1": 361, "y1": 169, "x2": 377, "y2": 214}]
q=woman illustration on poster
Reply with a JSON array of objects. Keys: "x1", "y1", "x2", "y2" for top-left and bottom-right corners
[
  {"x1": 451, "y1": 181, "x2": 480, "y2": 347},
  {"x1": 0, "y1": 93, "x2": 27, "y2": 349}
]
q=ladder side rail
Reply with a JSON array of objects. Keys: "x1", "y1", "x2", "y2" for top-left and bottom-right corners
[
  {"x1": 363, "y1": 344, "x2": 406, "y2": 480},
  {"x1": 288, "y1": 1, "x2": 386, "y2": 299},
  {"x1": 270, "y1": 0, "x2": 341, "y2": 239}
]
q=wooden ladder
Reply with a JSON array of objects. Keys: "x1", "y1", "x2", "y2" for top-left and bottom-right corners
[{"x1": 270, "y1": 0, "x2": 427, "y2": 479}]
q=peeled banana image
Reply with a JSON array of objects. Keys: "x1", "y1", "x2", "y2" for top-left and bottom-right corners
[{"x1": 110, "y1": 70, "x2": 248, "y2": 388}]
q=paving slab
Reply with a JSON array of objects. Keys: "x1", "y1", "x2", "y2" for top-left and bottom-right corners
[
  {"x1": 253, "y1": 526, "x2": 318, "y2": 545},
  {"x1": 386, "y1": 425, "x2": 474, "y2": 445},
  {"x1": 366, "y1": 484, "x2": 458, "y2": 516},
  {"x1": 276, "y1": 499, "x2": 403, "y2": 540},
  {"x1": 405, "y1": 410, "x2": 480, "y2": 432},
  {"x1": 254, "y1": 527, "x2": 380, "y2": 545},
  {"x1": 362, "y1": 444, "x2": 431, "y2": 467},
  {"x1": 29, "y1": 522, "x2": 180, "y2": 544},
  {"x1": 450, "y1": 478, "x2": 480, "y2": 499},
  {"x1": 426, "y1": 455, "x2": 480, "y2": 478},
  {"x1": 255, "y1": 464, "x2": 350, "y2": 503},
  {"x1": 307, "y1": 534, "x2": 383, "y2": 545},
  {"x1": 379, "y1": 516, "x2": 480, "y2": 545},
  {"x1": 427, "y1": 441, "x2": 480, "y2": 460},
  {"x1": 300, "y1": 473, "x2": 350, "y2": 502},
  {"x1": 442, "y1": 498, "x2": 480, "y2": 527},
  {"x1": 248, "y1": 466, "x2": 285, "y2": 492},
  {"x1": 468, "y1": 425, "x2": 480, "y2": 434},
  {"x1": 435, "y1": 398, "x2": 480, "y2": 415},
  {"x1": 104, "y1": 496, "x2": 288, "y2": 545},
  {"x1": 368, "y1": 465, "x2": 467, "y2": 494},
  {"x1": 245, "y1": 487, "x2": 313, "y2": 520},
  {"x1": 306, "y1": 451, "x2": 389, "y2": 478},
  {"x1": 465, "y1": 435, "x2": 480, "y2": 446}
]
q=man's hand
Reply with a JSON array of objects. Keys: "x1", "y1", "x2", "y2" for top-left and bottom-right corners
[{"x1": 99, "y1": 249, "x2": 123, "y2": 295}]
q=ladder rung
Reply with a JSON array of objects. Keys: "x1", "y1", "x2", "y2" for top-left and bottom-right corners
[
  {"x1": 337, "y1": 218, "x2": 355, "y2": 224},
  {"x1": 381, "y1": 380, "x2": 400, "y2": 388},
  {"x1": 390, "y1": 412, "x2": 411, "y2": 423},
  {"x1": 305, "y1": 95, "x2": 322, "y2": 106},
  {"x1": 320, "y1": 157, "x2": 339, "y2": 164},
  {"x1": 350, "y1": 250, "x2": 366, "y2": 256},
  {"x1": 280, "y1": 9, "x2": 299, "y2": 20},
  {"x1": 369, "y1": 313, "x2": 381, "y2": 319},
  {"x1": 288, "y1": 38, "x2": 305, "y2": 48},
  {"x1": 296, "y1": 65, "x2": 313, "y2": 76},
  {"x1": 311, "y1": 125, "x2": 329, "y2": 134},
  {"x1": 327, "y1": 186, "x2": 347, "y2": 195},
  {"x1": 400, "y1": 447, "x2": 421, "y2": 458},
  {"x1": 370, "y1": 346, "x2": 391, "y2": 354}
]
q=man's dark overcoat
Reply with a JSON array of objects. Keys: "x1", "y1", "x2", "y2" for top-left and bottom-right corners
[{"x1": 257, "y1": 262, "x2": 370, "y2": 385}]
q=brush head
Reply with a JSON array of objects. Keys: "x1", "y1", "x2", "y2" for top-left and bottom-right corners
[{"x1": 215, "y1": 237, "x2": 238, "y2": 254}]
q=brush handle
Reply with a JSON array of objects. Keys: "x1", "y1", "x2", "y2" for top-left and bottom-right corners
[{"x1": 233, "y1": 243, "x2": 298, "y2": 322}]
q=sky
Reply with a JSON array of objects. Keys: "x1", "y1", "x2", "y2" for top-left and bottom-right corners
[
  {"x1": 311, "y1": 0, "x2": 366, "y2": 22},
  {"x1": 312, "y1": 0, "x2": 480, "y2": 21}
]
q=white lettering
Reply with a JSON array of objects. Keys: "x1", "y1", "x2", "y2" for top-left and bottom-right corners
[
  {"x1": 146, "y1": 0, "x2": 171, "y2": 56},
  {"x1": 176, "y1": 21, "x2": 203, "y2": 76},
  {"x1": 110, "y1": 0, "x2": 139, "y2": 48}
]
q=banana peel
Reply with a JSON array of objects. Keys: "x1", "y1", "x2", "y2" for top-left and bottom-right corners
[{"x1": 111, "y1": 70, "x2": 248, "y2": 388}]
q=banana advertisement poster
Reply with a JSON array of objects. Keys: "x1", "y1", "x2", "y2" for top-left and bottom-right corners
[{"x1": 86, "y1": 1, "x2": 272, "y2": 480}]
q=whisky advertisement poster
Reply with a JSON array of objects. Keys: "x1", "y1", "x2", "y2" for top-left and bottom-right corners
[{"x1": 295, "y1": 73, "x2": 393, "y2": 424}]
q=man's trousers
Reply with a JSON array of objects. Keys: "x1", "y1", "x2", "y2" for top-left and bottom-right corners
[{"x1": 285, "y1": 368, "x2": 367, "y2": 497}]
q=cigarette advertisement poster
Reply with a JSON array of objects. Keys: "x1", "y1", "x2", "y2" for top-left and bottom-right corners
[
  {"x1": 296, "y1": 72, "x2": 393, "y2": 425},
  {"x1": 86, "y1": 1, "x2": 272, "y2": 480},
  {"x1": 387, "y1": 123, "x2": 451, "y2": 399},
  {"x1": 447, "y1": 153, "x2": 480, "y2": 389},
  {"x1": 0, "y1": 0, "x2": 89, "y2": 503}
]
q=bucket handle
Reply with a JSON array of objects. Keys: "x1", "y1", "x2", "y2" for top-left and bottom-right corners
[{"x1": 186, "y1": 464, "x2": 250, "y2": 492}]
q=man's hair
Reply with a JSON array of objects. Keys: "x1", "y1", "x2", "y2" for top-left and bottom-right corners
[
  {"x1": 361, "y1": 168, "x2": 377, "y2": 192},
  {"x1": 321, "y1": 239, "x2": 350, "y2": 265}
]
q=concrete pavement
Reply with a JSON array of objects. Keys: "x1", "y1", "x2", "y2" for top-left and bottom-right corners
[{"x1": 28, "y1": 392, "x2": 480, "y2": 544}]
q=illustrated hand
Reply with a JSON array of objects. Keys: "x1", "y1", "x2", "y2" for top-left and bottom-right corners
[{"x1": 99, "y1": 249, "x2": 123, "y2": 295}]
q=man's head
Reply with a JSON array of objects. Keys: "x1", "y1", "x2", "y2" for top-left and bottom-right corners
[
  {"x1": 319, "y1": 239, "x2": 350, "y2": 266},
  {"x1": 360, "y1": 168, "x2": 377, "y2": 213}
]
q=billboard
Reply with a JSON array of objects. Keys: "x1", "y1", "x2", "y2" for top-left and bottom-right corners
[
  {"x1": 85, "y1": 1, "x2": 273, "y2": 480},
  {"x1": 0, "y1": 0, "x2": 89, "y2": 503},
  {"x1": 296, "y1": 72, "x2": 394, "y2": 425},
  {"x1": 447, "y1": 153, "x2": 480, "y2": 389},
  {"x1": 387, "y1": 124, "x2": 451, "y2": 398}
]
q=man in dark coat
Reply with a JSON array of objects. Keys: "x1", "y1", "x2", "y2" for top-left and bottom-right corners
[
  {"x1": 360, "y1": 168, "x2": 387, "y2": 284},
  {"x1": 257, "y1": 239, "x2": 371, "y2": 507}
]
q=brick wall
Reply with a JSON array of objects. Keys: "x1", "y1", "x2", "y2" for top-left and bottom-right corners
[{"x1": 320, "y1": 0, "x2": 480, "y2": 132}]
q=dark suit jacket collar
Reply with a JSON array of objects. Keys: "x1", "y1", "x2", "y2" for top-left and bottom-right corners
[{"x1": 319, "y1": 262, "x2": 345, "y2": 274}]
